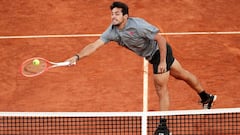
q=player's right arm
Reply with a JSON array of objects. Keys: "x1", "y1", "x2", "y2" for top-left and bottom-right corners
[{"x1": 66, "y1": 38, "x2": 105, "y2": 65}]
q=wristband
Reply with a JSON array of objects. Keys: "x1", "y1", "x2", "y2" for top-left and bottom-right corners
[{"x1": 75, "y1": 54, "x2": 80, "y2": 61}]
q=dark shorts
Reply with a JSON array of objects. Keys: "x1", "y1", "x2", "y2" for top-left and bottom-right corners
[{"x1": 149, "y1": 43, "x2": 175, "y2": 74}]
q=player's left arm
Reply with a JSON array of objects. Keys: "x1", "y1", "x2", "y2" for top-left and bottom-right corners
[{"x1": 154, "y1": 33, "x2": 167, "y2": 73}]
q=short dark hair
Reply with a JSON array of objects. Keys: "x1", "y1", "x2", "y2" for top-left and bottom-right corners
[{"x1": 110, "y1": 1, "x2": 129, "y2": 15}]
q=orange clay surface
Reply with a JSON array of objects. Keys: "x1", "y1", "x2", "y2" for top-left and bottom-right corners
[{"x1": 0, "y1": 0, "x2": 239, "y2": 112}]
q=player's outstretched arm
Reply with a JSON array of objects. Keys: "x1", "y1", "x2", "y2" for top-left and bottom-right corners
[{"x1": 66, "y1": 39, "x2": 105, "y2": 65}]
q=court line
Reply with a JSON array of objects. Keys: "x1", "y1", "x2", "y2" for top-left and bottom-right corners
[
  {"x1": 0, "y1": 34, "x2": 102, "y2": 39},
  {"x1": 0, "y1": 31, "x2": 239, "y2": 39},
  {"x1": 143, "y1": 59, "x2": 148, "y2": 112},
  {"x1": 142, "y1": 59, "x2": 148, "y2": 135}
]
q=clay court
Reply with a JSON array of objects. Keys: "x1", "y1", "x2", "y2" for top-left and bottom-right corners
[{"x1": 0, "y1": 0, "x2": 240, "y2": 112}]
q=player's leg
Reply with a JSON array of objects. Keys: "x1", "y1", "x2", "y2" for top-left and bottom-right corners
[
  {"x1": 169, "y1": 59, "x2": 217, "y2": 109},
  {"x1": 170, "y1": 59, "x2": 203, "y2": 93},
  {"x1": 153, "y1": 71, "x2": 170, "y2": 111},
  {"x1": 149, "y1": 44, "x2": 175, "y2": 110}
]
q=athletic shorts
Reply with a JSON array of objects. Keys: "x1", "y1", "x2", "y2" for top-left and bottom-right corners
[{"x1": 148, "y1": 43, "x2": 175, "y2": 74}]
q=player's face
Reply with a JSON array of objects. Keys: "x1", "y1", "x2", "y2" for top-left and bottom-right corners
[{"x1": 111, "y1": 8, "x2": 127, "y2": 27}]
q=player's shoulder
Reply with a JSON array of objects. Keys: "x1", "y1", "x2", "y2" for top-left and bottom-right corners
[
  {"x1": 127, "y1": 17, "x2": 149, "y2": 26},
  {"x1": 128, "y1": 17, "x2": 146, "y2": 22}
]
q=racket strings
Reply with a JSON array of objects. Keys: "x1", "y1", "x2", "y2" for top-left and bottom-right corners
[{"x1": 21, "y1": 59, "x2": 47, "y2": 76}]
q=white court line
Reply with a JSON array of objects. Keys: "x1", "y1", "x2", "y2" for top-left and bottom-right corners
[
  {"x1": 0, "y1": 34, "x2": 101, "y2": 39},
  {"x1": 142, "y1": 59, "x2": 149, "y2": 135},
  {"x1": 143, "y1": 59, "x2": 149, "y2": 112},
  {"x1": 0, "y1": 31, "x2": 240, "y2": 39},
  {"x1": 160, "y1": 31, "x2": 240, "y2": 35}
]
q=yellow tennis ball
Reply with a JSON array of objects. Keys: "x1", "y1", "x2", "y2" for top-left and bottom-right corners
[{"x1": 33, "y1": 59, "x2": 40, "y2": 65}]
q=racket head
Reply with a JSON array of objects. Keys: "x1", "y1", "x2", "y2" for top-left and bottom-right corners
[{"x1": 20, "y1": 57, "x2": 49, "y2": 77}]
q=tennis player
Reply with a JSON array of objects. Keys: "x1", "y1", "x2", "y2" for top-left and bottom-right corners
[{"x1": 66, "y1": 1, "x2": 217, "y2": 110}]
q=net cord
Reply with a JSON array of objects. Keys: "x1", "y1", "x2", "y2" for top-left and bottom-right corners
[{"x1": 0, "y1": 108, "x2": 239, "y2": 117}]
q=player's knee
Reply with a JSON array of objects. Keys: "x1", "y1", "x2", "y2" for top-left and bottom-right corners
[
  {"x1": 155, "y1": 85, "x2": 169, "y2": 98},
  {"x1": 154, "y1": 78, "x2": 167, "y2": 88}
]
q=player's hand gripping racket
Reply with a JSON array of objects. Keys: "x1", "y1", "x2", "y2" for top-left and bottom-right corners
[{"x1": 20, "y1": 57, "x2": 71, "y2": 77}]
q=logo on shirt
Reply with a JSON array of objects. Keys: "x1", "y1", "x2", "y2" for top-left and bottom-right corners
[{"x1": 128, "y1": 31, "x2": 135, "y2": 36}]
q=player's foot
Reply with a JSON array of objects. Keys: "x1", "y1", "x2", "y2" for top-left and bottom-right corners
[{"x1": 201, "y1": 94, "x2": 217, "y2": 109}]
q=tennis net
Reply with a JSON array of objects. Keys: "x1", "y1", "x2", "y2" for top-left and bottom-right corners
[{"x1": 0, "y1": 108, "x2": 239, "y2": 135}]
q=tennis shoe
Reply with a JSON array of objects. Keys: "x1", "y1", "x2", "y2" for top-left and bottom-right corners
[{"x1": 201, "y1": 94, "x2": 217, "y2": 109}]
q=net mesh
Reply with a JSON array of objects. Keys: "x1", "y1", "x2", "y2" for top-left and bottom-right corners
[
  {"x1": 0, "y1": 108, "x2": 239, "y2": 135},
  {"x1": 148, "y1": 112, "x2": 239, "y2": 135},
  {"x1": 0, "y1": 116, "x2": 141, "y2": 135}
]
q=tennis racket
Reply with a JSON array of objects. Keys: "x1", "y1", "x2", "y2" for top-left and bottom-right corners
[{"x1": 20, "y1": 57, "x2": 71, "y2": 77}]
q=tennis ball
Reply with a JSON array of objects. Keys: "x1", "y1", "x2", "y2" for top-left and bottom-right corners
[{"x1": 33, "y1": 59, "x2": 40, "y2": 66}]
